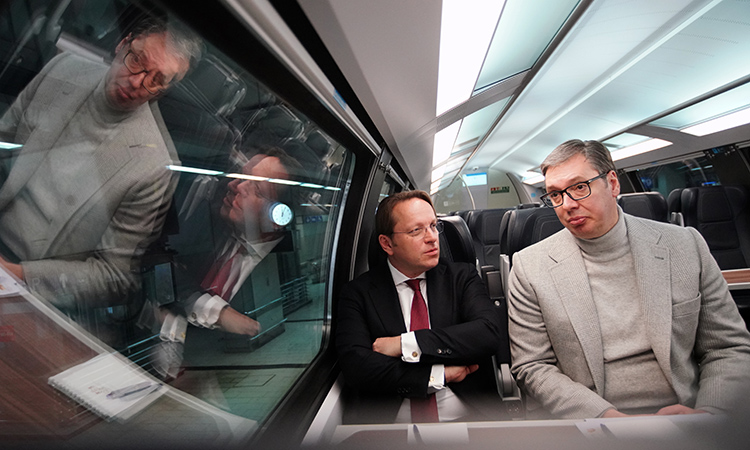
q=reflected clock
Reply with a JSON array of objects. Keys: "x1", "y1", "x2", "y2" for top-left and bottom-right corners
[{"x1": 269, "y1": 202, "x2": 293, "y2": 226}]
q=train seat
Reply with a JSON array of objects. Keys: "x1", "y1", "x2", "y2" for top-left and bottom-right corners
[
  {"x1": 667, "y1": 188, "x2": 684, "y2": 225},
  {"x1": 500, "y1": 207, "x2": 564, "y2": 273},
  {"x1": 157, "y1": 53, "x2": 244, "y2": 170},
  {"x1": 468, "y1": 208, "x2": 513, "y2": 271},
  {"x1": 305, "y1": 130, "x2": 333, "y2": 160},
  {"x1": 241, "y1": 104, "x2": 305, "y2": 150},
  {"x1": 493, "y1": 206, "x2": 563, "y2": 417},
  {"x1": 437, "y1": 215, "x2": 476, "y2": 265},
  {"x1": 617, "y1": 192, "x2": 668, "y2": 222},
  {"x1": 680, "y1": 185, "x2": 750, "y2": 270}
]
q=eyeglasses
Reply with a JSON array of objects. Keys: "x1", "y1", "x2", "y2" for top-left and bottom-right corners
[
  {"x1": 122, "y1": 46, "x2": 171, "y2": 95},
  {"x1": 540, "y1": 172, "x2": 609, "y2": 208},
  {"x1": 391, "y1": 221, "x2": 444, "y2": 239}
]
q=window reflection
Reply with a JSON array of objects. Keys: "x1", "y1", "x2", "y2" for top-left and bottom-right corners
[{"x1": 0, "y1": 0, "x2": 353, "y2": 442}]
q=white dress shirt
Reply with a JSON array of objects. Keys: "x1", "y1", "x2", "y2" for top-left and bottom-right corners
[{"x1": 386, "y1": 260, "x2": 469, "y2": 422}]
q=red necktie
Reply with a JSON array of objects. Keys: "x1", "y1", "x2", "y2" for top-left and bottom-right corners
[
  {"x1": 201, "y1": 249, "x2": 240, "y2": 300},
  {"x1": 405, "y1": 279, "x2": 439, "y2": 422}
]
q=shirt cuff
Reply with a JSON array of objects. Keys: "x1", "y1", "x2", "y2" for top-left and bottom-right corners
[
  {"x1": 401, "y1": 331, "x2": 421, "y2": 362},
  {"x1": 160, "y1": 311, "x2": 187, "y2": 343},
  {"x1": 428, "y1": 364, "x2": 445, "y2": 393},
  {"x1": 187, "y1": 293, "x2": 228, "y2": 329}
]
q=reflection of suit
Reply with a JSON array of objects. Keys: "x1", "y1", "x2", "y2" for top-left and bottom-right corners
[
  {"x1": 336, "y1": 260, "x2": 502, "y2": 420},
  {"x1": 175, "y1": 233, "x2": 284, "y2": 331},
  {"x1": 508, "y1": 213, "x2": 750, "y2": 419},
  {"x1": 0, "y1": 52, "x2": 177, "y2": 308}
]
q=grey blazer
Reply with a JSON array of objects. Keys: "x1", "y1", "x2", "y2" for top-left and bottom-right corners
[
  {"x1": 0, "y1": 52, "x2": 178, "y2": 308},
  {"x1": 508, "y1": 213, "x2": 750, "y2": 418}
]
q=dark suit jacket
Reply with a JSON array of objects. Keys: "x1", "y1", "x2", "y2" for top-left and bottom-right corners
[{"x1": 336, "y1": 259, "x2": 502, "y2": 411}]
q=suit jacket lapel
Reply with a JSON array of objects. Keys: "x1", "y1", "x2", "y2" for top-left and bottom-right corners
[
  {"x1": 549, "y1": 232, "x2": 606, "y2": 394},
  {"x1": 626, "y1": 215, "x2": 673, "y2": 382},
  {"x1": 369, "y1": 264, "x2": 407, "y2": 335},
  {"x1": 425, "y1": 263, "x2": 451, "y2": 329}
]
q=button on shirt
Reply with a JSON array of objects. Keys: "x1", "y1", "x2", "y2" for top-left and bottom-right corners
[{"x1": 387, "y1": 260, "x2": 470, "y2": 422}]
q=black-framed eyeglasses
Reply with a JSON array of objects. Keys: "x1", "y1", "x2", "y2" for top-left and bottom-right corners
[
  {"x1": 122, "y1": 46, "x2": 171, "y2": 95},
  {"x1": 391, "y1": 221, "x2": 444, "y2": 239},
  {"x1": 540, "y1": 172, "x2": 610, "y2": 208}
]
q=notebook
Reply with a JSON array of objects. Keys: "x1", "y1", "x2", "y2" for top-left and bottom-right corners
[{"x1": 48, "y1": 352, "x2": 165, "y2": 421}]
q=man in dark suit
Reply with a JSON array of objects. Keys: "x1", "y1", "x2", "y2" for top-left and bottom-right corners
[{"x1": 336, "y1": 190, "x2": 503, "y2": 422}]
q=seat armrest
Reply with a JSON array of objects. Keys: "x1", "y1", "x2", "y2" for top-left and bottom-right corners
[
  {"x1": 499, "y1": 254, "x2": 511, "y2": 300},
  {"x1": 481, "y1": 267, "x2": 503, "y2": 301},
  {"x1": 492, "y1": 356, "x2": 524, "y2": 418}
]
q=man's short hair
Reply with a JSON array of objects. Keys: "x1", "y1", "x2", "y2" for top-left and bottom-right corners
[
  {"x1": 129, "y1": 15, "x2": 203, "y2": 71},
  {"x1": 235, "y1": 145, "x2": 306, "y2": 209},
  {"x1": 375, "y1": 190, "x2": 435, "y2": 237},
  {"x1": 541, "y1": 139, "x2": 616, "y2": 176}
]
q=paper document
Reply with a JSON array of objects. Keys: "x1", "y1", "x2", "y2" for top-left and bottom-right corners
[{"x1": 48, "y1": 352, "x2": 164, "y2": 421}]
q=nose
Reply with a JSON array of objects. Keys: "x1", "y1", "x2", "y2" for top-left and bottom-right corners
[
  {"x1": 424, "y1": 226, "x2": 438, "y2": 241},
  {"x1": 227, "y1": 179, "x2": 242, "y2": 195},
  {"x1": 561, "y1": 192, "x2": 579, "y2": 209},
  {"x1": 128, "y1": 71, "x2": 148, "y2": 89}
]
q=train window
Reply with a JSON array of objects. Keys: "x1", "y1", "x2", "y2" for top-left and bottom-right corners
[
  {"x1": 0, "y1": 0, "x2": 353, "y2": 444},
  {"x1": 378, "y1": 176, "x2": 400, "y2": 203},
  {"x1": 633, "y1": 155, "x2": 719, "y2": 199},
  {"x1": 630, "y1": 144, "x2": 750, "y2": 199}
]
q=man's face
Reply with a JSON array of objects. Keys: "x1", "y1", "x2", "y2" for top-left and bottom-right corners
[
  {"x1": 379, "y1": 198, "x2": 440, "y2": 278},
  {"x1": 105, "y1": 32, "x2": 189, "y2": 111},
  {"x1": 544, "y1": 153, "x2": 620, "y2": 239},
  {"x1": 220, "y1": 156, "x2": 288, "y2": 238}
]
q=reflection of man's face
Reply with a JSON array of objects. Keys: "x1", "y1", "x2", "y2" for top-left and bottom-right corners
[
  {"x1": 105, "y1": 32, "x2": 189, "y2": 111},
  {"x1": 220, "y1": 156, "x2": 289, "y2": 238}
]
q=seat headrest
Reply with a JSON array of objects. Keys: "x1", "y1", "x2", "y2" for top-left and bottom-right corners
[
  {"x1": 438, "y1": 215, "x2": 475, "y2": 264},
  {"x1": 471, "y1": 208, "x2": 513, "y2": 246},
  {"x1": 504, "y1": 207, "x2": 564, "y2": 258},
  {"x1": 617, "y1": 192, "x2": 668, "y2": 222}
]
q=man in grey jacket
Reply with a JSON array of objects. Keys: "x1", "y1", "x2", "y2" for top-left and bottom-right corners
[
  {"x1": 0, "y1": 16, "x2": 201, "y2": 315},
  {"x1": 508, "y1": 139, "x2": 750, "y2": 419}
]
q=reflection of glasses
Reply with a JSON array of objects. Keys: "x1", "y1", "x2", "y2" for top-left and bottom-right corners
[
  {"x1": 123, "y1": 46, "x2": 171, "y2": 95},
  {"x1": 540, "y1": 172, "x2": 609, "y2": 208},
  {"x1": 391, "y1": 221, "x2": 444, "y2": 239}
]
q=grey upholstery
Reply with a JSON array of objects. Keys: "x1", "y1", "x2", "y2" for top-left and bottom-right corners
[
  {"x1": 617, "y1": 192, "x2": 668, "y2": 223},
  {"x1": 680, "y1": 185, "x2": 750, "y2": 270}
]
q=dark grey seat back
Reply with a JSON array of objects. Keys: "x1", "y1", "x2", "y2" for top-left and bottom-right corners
[{"x1": 617, "y1": 192, "x2": 668, "y2": 222}]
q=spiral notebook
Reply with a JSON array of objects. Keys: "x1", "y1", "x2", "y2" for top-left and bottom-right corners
[{"x1": 48, "y1": 352, "x2": 165, "y2": 421}]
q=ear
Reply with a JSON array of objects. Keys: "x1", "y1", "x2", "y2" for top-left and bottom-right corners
[
  {"x1": 378, "y1": 234, "x2": 394, "y2": 256},
  {"x1": 608, "y1": 171, "x2": 621, "y2": 198},
  {"x1": 115, "y1": 33, "x2": 133, "y2": 55}
]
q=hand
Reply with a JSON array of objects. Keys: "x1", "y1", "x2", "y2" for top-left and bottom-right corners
[
  {"x1": 372, "y1": 336, "x2": 401, "y2": 357},
  {"x1": 445, "y1": 364, "x2": 479, "y2": 383},
  {"x1": 0, "y1": 256, "x2": 23, "y2": 280},
  {"x1": 655, "y1": 404, "x2": 707, "y2": 416},
  {"x1": 601, "y1": 408, "x2": 630, "y2": 418},
  {"x1": 217, "y1": 307, "x2": 260, "y2": 336}
]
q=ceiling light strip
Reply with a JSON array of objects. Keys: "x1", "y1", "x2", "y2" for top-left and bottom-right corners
[{"x1": 489, "y1": 0, "x2": 723, "y2": 170}]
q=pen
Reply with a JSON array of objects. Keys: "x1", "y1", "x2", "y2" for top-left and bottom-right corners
[{"x1": 107, "y1": 381, "x2": 159, "y2": 399}]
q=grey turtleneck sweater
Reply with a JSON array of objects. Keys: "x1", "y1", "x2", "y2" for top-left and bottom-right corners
[{"x1": 575, "y1": 210, "x2": 678, "y2": 413}]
